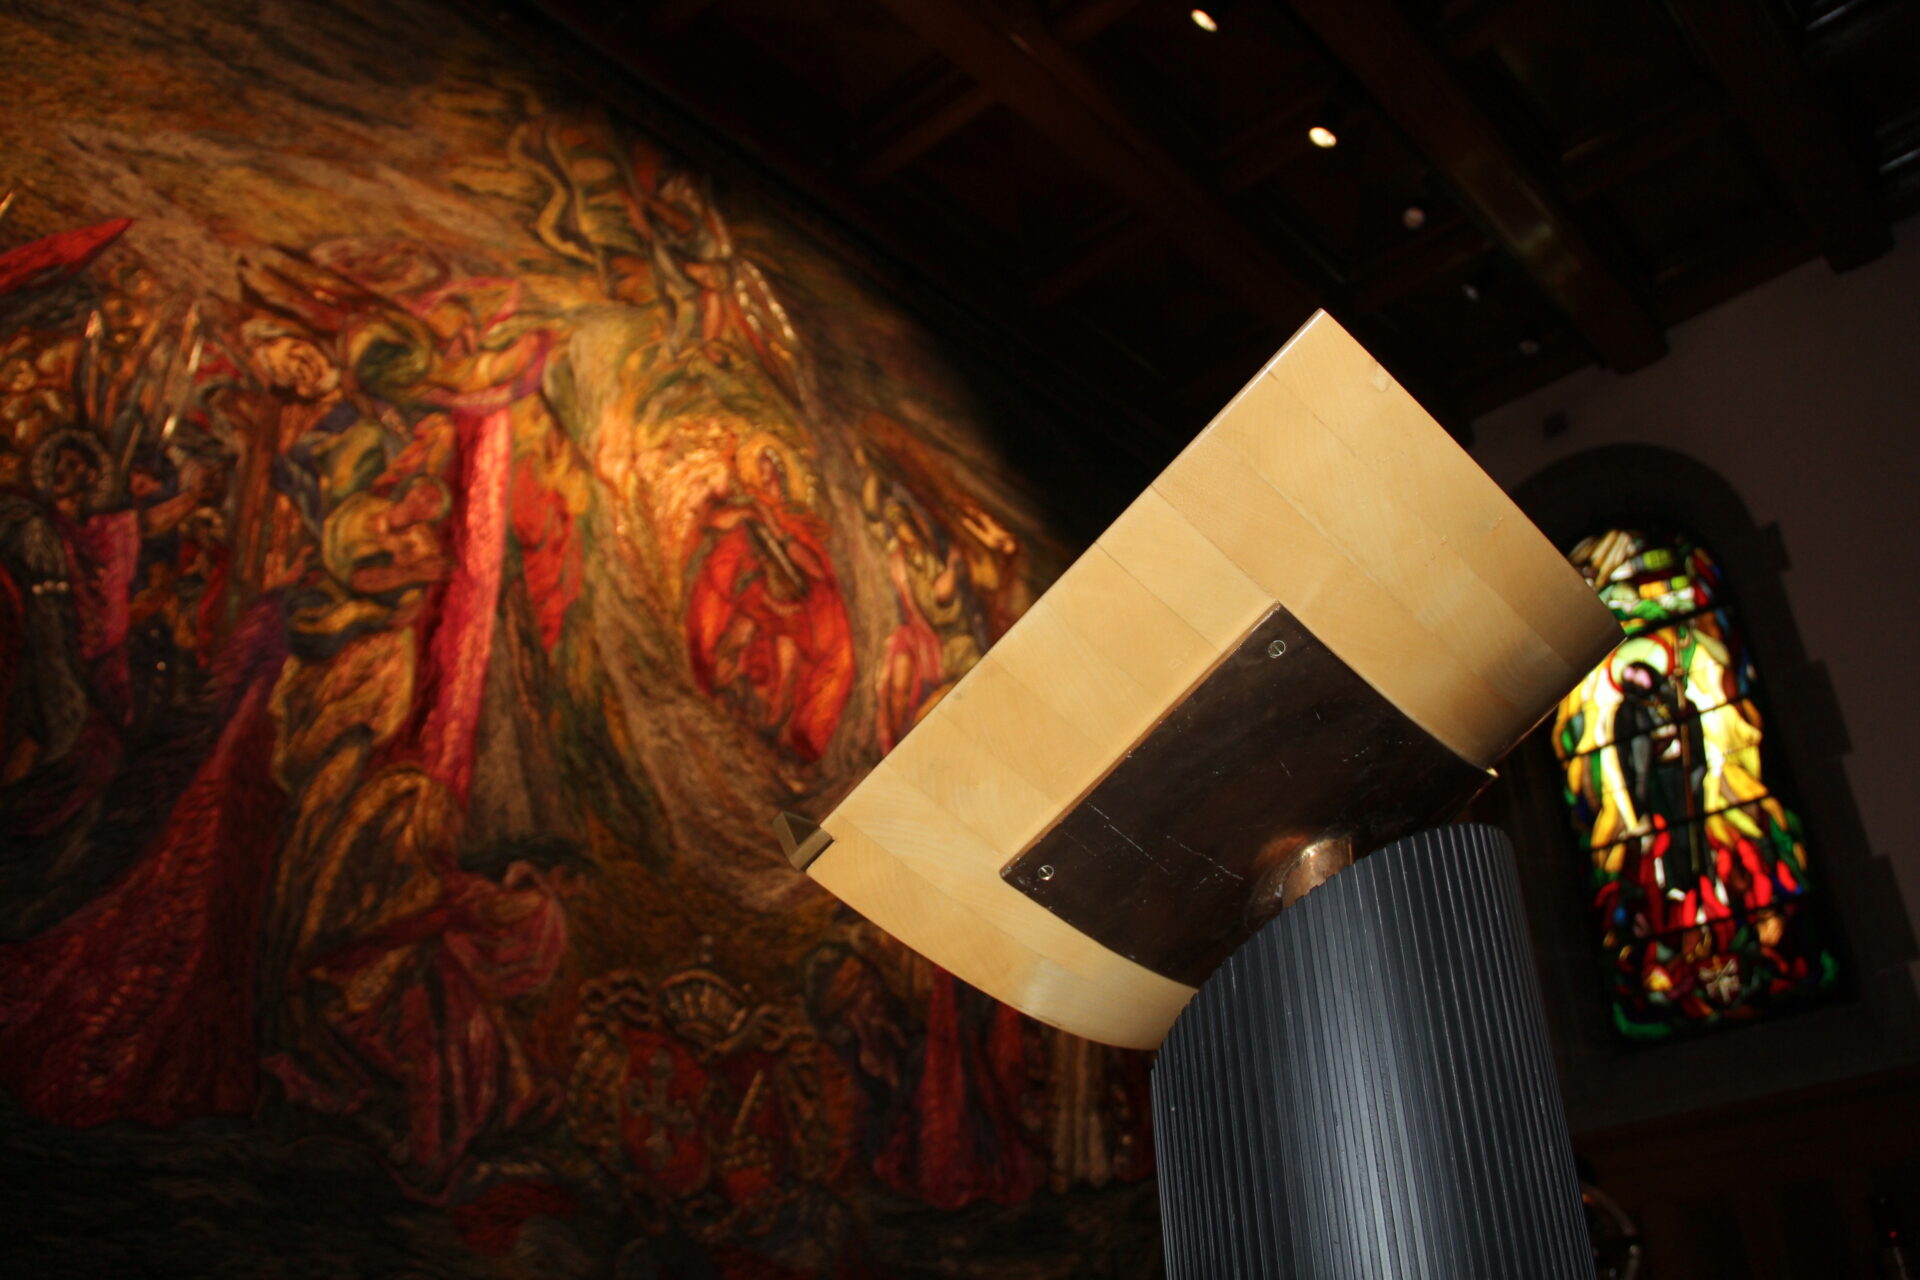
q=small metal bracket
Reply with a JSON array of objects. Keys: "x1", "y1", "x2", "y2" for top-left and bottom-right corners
[{"x1": 773, "y1": 811, "x2": 834, "y2": 872}]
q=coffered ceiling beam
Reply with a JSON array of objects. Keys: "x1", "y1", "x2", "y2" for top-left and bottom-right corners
[
  {"x1": 1208, "y1": 77, "x2": 1342, "y2": 193},
  {"x1": 1290, "y1": 0, "x2": 1668, "y2": 372},
  {"x1": 1652, "y1": 212, "x2": 1815, "y2": 323},
  {"x1": 641, "y1": 0, "x2": 719, "y2": 38},
  {"x1": 1340, "y1": 218, "x2": 1489, "y2": 313},
  {"x1": 1435, "y1": 0, "x2": 1530, "y2": 58},
  {"x1": 1030, "y1": 214, "x2": 1157, "y2": 308},
  {"x1": 848, "y1": 0, "x2": 1149, "y2": 184},
  {"x1": 1559, "y1": 86, "x2": 1728, "y2": 201},
  {"x1": 869, "y1": 0, "x2": 1320, "y2": 326},
  {"x1": 1031, "y1": 69, "x2": 1351, "y2": 309},
  {"x1": 1667, "y1": 0, "x2": 1891, "y2": 271},
  {"x1": 852, "y1": 77, "x2": 992, "y2": 184},
  {"x1": 1455, "y1": 328, "x2": 1589, "y2": 417}
]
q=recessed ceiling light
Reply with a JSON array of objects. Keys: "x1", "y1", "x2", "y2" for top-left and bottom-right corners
[
  {"x1": 1190, "y1": 8, "x2": 1219, "y2": 32},
  {"x1": 1308, "y1": 124, "x2": 1338, "y2": 148},
  {"x1": 1402, "y1": 205, "x2": 1426, "y2": 230}
]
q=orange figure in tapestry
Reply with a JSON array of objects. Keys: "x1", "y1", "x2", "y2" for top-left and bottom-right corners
[{"x1": 684, "y1": 433, "x2": 852, "y2": 762}]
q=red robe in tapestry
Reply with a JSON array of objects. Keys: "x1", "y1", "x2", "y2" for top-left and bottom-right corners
[
  {"x1": 265, "y1": 861, "x2": 573, "y2": 1195},
  {"x1": 508, "y1": 454, "x2": 582, "y2": 653},
  {"x1": 0, "y1": 502, "x2": 138, "y2": 838},
  {"x1": 873, "y1": 969, "x2": 1044, "y2": 1209},
  {"x1": 0, "y1": 217, "x2": 130, "y2": 298},
  {"x1": 685, "y1": 497, "x2": 853, "y2": 762},
  {"x1": 57, "y1": 506, "x2": 140, "y2": 722},
  {"x1": 874, "y1": 550, "x2": 944, "y2": 755},
  {"x1": 0, "y1": 616, "x2": 286, "y2": 1127}
]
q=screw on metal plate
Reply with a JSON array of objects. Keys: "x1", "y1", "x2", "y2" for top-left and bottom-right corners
[
  {"x1": 1267, "y1": 639, "x2": 1287, "y2": 658},
  {"x1": 1038, "y1": 864, "x2": 1056, "y2": 881}
]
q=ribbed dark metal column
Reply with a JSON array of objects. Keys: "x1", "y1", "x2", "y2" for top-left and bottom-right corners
[{"x1": 1152, "y1": 825, "x2": 1593, "y2": 1279}]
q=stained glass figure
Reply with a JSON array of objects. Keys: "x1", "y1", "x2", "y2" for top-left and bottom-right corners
[{"x1": 1550, "y1": 528, "x2": 1838, "y2": 1039}]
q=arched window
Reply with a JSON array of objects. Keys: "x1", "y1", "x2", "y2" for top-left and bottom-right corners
[
  {"x1": 1551, "y1": 526, "x2": 1838, "y2": 1040},
  {"x1": 1490, "y1": 446, "x2": 1912, "y2": 1124}
]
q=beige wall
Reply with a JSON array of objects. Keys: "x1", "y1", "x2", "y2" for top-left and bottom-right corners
[{"x1": 1472, "y1": 223, "x2": 1920, "y2": 982}]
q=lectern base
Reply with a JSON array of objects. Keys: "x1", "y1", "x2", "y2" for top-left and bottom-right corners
[{"x1": 1151, "y1": 825, "x2": 1594, "y2": 1279}]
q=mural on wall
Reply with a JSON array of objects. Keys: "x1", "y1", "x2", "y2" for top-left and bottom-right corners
[{"x1": 0, "y1": 1, "x2": 1159, "y2": 1275}]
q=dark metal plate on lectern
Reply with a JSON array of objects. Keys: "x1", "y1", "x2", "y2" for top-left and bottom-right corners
[{"x1": 1001, "y1": 605, "x2": 1491, "y2": 984}]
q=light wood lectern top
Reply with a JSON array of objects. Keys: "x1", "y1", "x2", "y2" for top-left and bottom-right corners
[{"x1": 778, "y1": 311, "x2": 1619, "y2": 1049}]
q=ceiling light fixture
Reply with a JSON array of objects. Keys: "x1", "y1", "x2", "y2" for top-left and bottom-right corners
[
  {"x1": 1402, "y1": 205, "x2": 1426, "y2": 230},
  {"x1": 1190, "y1": 8, "x2": 1219, "y2": 32},
  {"x1": 1307, "y1": 98, "x2": 1346, "y2": 151}
]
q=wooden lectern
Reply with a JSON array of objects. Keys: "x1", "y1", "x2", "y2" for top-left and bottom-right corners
[{"x1": 778, "y1": 311, "x2": 1619, "y2": 1050}]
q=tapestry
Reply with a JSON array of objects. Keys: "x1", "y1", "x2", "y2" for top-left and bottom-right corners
[{"x1": 0, "y1": 1, "x2": 1159, "y2": 1274}]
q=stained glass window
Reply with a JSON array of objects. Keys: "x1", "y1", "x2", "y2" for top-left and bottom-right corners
[{"x1": 1550, "y1": 528, "x2": 1838, "y2": 1040}]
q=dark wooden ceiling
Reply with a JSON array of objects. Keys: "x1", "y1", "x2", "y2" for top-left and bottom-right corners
[{"x1": 523, "y1": 0, "x2": 1920, "y2": 449}]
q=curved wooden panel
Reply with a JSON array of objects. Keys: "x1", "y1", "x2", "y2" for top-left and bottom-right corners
[
  {"x1": 796, "y1": 311, "x2": 1619, "y2": 1047},
  {"x1": 808, "y1": 820, "x2": 1198, "y2": 1051}
]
